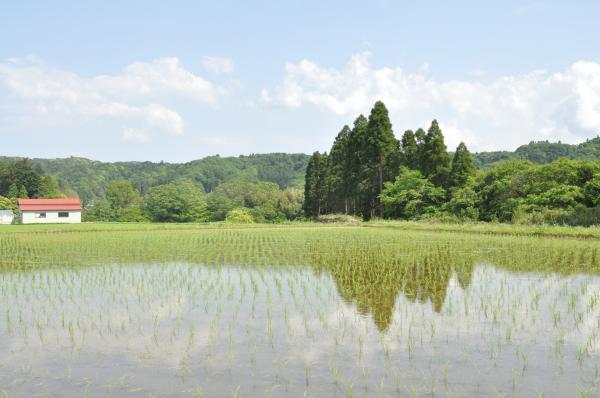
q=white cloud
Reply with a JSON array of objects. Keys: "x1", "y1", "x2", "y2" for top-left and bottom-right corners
[
  {"x1": 0, "y1": 57, "x2": 228, "y2": 139},
  {"x1": 262, "y1": 53, "x2": 600, "y2": 151},
  {"x1": 201, "y1": 56, "x2": 235, "y2": 74},
  {"x1": 122, "y1": 128, "x2": 150, "y2": 143}
]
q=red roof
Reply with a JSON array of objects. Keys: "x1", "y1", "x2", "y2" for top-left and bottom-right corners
[{"x1": 18, "y1": 198, "x2": 81, "y2": 211}]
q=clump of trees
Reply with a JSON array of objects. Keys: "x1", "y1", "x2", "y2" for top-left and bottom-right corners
[
  {"x1": 304, "y1": 101, "x2": 472, "y2": 220},
  {"x1": 304, "y1": 101, "x2": 600, "y2": 226},
  {"x1": 0, "y1": 158, "x2": 63, "y2": 200},
  {"x1": 84, "y1": 176, "x2": 304, "y2": 223}
]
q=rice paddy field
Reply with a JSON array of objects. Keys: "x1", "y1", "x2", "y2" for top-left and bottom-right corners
[{"x1": 1, "y1": 223, "x2": 600, "y2": 397}]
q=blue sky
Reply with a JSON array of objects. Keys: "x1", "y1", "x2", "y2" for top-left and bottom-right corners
[{"x1": 1, "y1": 0, "x2": 599, "y2": 162}]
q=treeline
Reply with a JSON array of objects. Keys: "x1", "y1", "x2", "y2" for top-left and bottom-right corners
[
  {"x1": 474, "y1": 136, "x2": 600, "y2": 168},
  {"x1": 304, "y1": 101, "x2": 600, "y2": 226},
  {"x1": 0, "y1": 153, "x2": 309, "y2": 204},
  {"x1": 0, "y1": 158, "x2": 63, "y2": 210},
  {"x1": 84, "y1": 177, "x2": 303, "y2": 223}
]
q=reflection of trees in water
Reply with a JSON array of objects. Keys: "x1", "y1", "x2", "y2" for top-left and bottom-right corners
[
  {"x1": 307, "y1": 236, "x2": 599, "y2": 333},
  {"x1": 309, "y1": 243, "x2": 476, "y2": 332}
]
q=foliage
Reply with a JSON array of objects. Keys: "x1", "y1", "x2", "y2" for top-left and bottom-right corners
[
  {"x1": 0, "y1": 153, "x2": 310, "y2": 204},
  {"x1": 144, "y1": 180, "x2": 208, "y2": 222},
  {"x1": 380, "y1": 168, "x2": 446, "y2": 219},
  {"x1": 0, "y1": 196, "x2": 16, "y2": 211},
  {"x1": 206, "y1": 177, "x2": 287, "y2": 222},
  {"x1": 225, "y1": 208, "x2": 255, "y2": 224},
  {"x1": 420, "y1": 120, "x2": 451, "y2": 187},
  {"x1": 303, "y1": 152, "x2": 328, "y2": 217},
  {"x1": 449, "y1": 142, "x2": 475, "y2": 188}
]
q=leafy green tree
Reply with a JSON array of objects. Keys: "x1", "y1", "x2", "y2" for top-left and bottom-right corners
[
  {"x1": 278, "y1": 187, "x2": 303, "y2": 220},
  {"x1": 445, "y1": 186, "x2": 479, "y2": 219},
  {"x1": 380, "y1": 167, "x2": 446, "y2": 219},
  {"x1": 0, "y1": 196, "x2": 16, "y2": 211},
  {"x1": 144, "y1": 180, "x2": 208, "y2": 222},
  {"x1": 225, "y1": 208, "x2": 254, "y2": 223},
  {"x1": 207, "y1": 177, "x2": 285, "y2": 222},
  {"x1": 83, "y1": 200, "x2": 115, "y2": 222},
  {"x1": 449, "y1": 142, "x2": 475, "y2": 188},
  {"x1": 106, "y1": 180, "x2": 141, "y2": 209},
  {"x1": 303, "y1": 152, "x2": 328, "y2": 217},
  {"x1": 583, "y1": 175, "x2": 600, "y2": 207},
  {"x1": 421, "y1": 120, "x2": 451, "y2": 187}
]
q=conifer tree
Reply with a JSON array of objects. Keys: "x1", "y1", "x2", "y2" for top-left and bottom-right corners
[
  {"x1": 7, "y1": 183, "x2": 18, "y2": 199},
  {"x1": 303, "y1": 151, "x2": 328, "y2": 217},
  {"x1": 326, "y1": 126, "x2": 351, "y2": 213},
  {"x1": 18, "y1": 185, "x2": 28, "y2": 199},
  {"x1": 401, "y1": 130, "x2": 420, "y2": 170},
  {"x1": 364, "y1": 101, "x2": 400, "y2": 218},
  {"x1": 449, "y1": 142, "x2": 475, "y2": 188},
  {"x1": 421, "y1": 120, "x2": 451, "y2": 187},
  {"x1": 347, "y1": 115, "x2": 369, "y2": 215}
]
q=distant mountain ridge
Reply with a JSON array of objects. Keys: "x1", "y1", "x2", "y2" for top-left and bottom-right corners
[
  {"x1": 0, "y1": 153, "x2": 310, "y2": 204},
  {"x1": 473, "y1": 136, "x2": 600, "y2": 168},
  {"x1": 2, "y1": 136, "x2": 599, "y2": 203}
]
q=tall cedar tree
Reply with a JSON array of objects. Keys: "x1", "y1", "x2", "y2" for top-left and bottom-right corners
[
  {"x1": 449, "y1": 142, "x2": 475, "y2": 188},
  {"x1": 348, "y1": 115, "x2": 369, "y2": 216},
  {"x1": 364, "y1": 101, "x2": 400, "y2": 218},
  {"x1": 421, "y1": 120, "x2": 451, "y2": 187},
  {"x1": 326, "y1": 126, "x2": 351, "y2": 213},
  {"x1": 303, "y1": 151, "x2": 328, "y2": 216},
  {"x1": 414, "y1": 128, "x2": 427, "y2": 173},
  {"x1": 401, "y1": 130, "x2": 420, "y2": 170}
]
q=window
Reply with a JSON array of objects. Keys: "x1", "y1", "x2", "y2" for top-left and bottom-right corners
[
  {"x1": 36, "y1": 212, "x2": 46, "y2": 218},
  {"x1": 58, "y1": 212, "x2": 69, "y2": 218}
]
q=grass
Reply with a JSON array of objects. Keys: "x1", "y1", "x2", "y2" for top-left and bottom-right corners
[{"x1": 2, "y1": 219, "x2": 599, "y2": 240}]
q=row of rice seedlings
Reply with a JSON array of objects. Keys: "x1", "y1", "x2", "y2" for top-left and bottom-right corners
[{"x1": 1, "y1": 226, "x2": 600, "y2": 396}]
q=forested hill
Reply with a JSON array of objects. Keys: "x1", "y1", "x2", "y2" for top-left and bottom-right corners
[
  {"x1": 473, "y1": 136, "x2": 600, "y2": 168},
  {"x1": 2, "y1": 135, "x2": 599, "y2": 204},
  {"x1": 0, "y1": 153, "x2": 309, "y2": 204}
]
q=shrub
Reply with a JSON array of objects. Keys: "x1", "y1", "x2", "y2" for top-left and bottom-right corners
[{"x1": 225, "y1": 208, "x2": 254, "y2": 224}]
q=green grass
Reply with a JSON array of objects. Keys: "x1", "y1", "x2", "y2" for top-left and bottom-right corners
[{"x1": 1, "y1": 219, "x2": 599, "y2": 240}]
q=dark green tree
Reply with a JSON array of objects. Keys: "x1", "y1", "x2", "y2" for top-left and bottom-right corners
[
  {"x1": 144, "y1": 180, "x2": 208, "y2": 222},
  {"x1": 326, "y1": 125, "x2": 352, "y2": 213},
  {"x1": 449, "y1": 142, "x2": 475, "y2": 188},
  {"x1": 401, "y1": 130, "x2": 420, "y2": 170},
  {"x1": 18, "y1": 185, "x2": 28, "y2": 199},
  {"x1": 421, "y1": 120, "x2": 451, "y2": 187},
  {"x1": 7, "y1": 183, "x2": 19, "y2": 199},
  {"x1": 303, "y1": 151, "x2": 328, "y2": 217},
  {"x1": 347, "y1": 115, "x2": 369, "y2": 216},
  {"x1": 363, "y1": 101, "x2": 400, "y2": 218}
]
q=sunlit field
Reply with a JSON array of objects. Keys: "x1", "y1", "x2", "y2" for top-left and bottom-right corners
[{"x1": 1, "y1": 224, "x2": 600, "y2": 397}]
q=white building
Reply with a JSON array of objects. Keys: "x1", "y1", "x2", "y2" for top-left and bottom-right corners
[
  {"x1": 0, "y1": 210, "x2": 14, "y2": 224},
  {"x1": 18, "y1": 198, "x2": 82, "y2": 224}
]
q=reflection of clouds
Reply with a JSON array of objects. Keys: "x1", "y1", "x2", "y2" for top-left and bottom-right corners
[{"x1": 1, "y1": 262, "x2": 600, "y2": 397}]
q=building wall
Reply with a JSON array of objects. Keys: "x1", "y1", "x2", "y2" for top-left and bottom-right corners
[
  {"x1": 0, "y1": 211, "x2": 14, "y2": 225},
  {"x1": 21, "y1": 211, "x2": 81, "y2": 224}
]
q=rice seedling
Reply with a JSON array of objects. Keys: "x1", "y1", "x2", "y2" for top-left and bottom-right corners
[{"x1": 0, "y1": 223, "x2": 599, "y2": 396}]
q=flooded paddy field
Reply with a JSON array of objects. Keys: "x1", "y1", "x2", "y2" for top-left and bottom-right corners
[{"x1": 1, "y1": 225, "x2": 599, "y2": 397}]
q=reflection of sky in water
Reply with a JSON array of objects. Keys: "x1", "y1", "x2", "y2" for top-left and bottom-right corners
[{"x1": 1, "y1": 263, "x2": 599, "y2": 397}]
